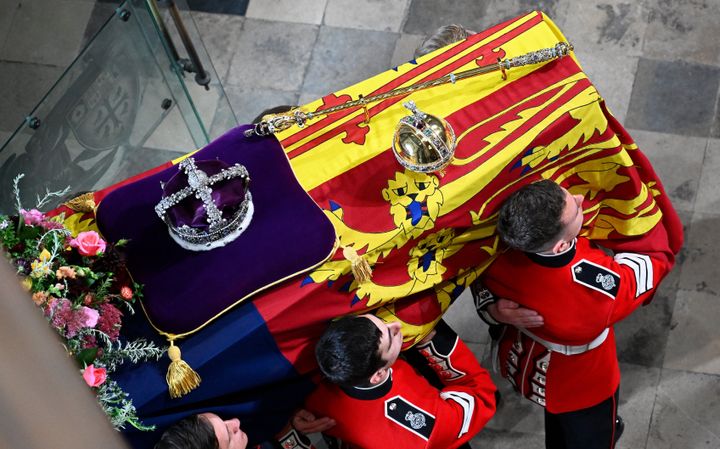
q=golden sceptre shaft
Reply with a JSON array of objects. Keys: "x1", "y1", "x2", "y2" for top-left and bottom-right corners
[{"x1": 244, "y1": 42, "x2": 573, "y2": 138}]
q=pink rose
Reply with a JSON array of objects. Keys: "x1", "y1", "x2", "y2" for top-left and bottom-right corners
[
  {"x1": 19, "y1": 208, "x2": 44, "y2": 225},
  {"x1": 82, "y1": 364, "x2": 107, "y2": 387},
  {"x1": 69, "y1": 231, "x2": 106, "y2": 256},
  {"x1": 78, "y1": 306, "x2": 99, "y2": 328}
]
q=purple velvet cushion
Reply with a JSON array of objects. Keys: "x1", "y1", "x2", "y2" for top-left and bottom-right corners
[{"x1": 96, "y1": 126, "x2": 336, "y2": 334}]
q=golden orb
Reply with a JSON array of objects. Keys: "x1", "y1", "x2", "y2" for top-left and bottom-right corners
[{"x1": 392, "y1": 101, "x2": 456, "y2": 174}]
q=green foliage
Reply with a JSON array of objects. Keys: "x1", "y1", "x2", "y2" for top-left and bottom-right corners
[{"x1": 0, "y1": 208, "x2": 166, "y2": 432}]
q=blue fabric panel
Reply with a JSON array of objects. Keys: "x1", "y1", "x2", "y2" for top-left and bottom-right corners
[{"x1": 116, "y1": 300, "x2": 314, "y2": 448}]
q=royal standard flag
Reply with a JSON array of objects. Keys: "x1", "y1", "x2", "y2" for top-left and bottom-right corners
[
  {"x1": 50, "y1": 11, "x2": 682, "y2": 447},
  {"x1": 271, "y1": 10, "x2": 682, "y2": 353}
]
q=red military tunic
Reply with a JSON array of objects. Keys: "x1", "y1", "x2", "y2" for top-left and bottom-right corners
[
  {"x1": 482, "y1": 222, "x2": 678, "y2": 413},
  {"x1": 305, "y1": 323, "x2": 497, "y2": 449}
]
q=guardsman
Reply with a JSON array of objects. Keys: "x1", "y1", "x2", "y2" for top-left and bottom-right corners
[
  {"x1": 305, "y1": 315, "x2": 497, "y2": 449},
  {"x1": 475, "y1": 179, "x2": 681, "y2": 449}
]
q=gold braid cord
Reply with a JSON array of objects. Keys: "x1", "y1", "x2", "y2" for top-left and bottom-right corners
[{"x1": 245, "y1": 42, "x2": 573, "y2": 137}]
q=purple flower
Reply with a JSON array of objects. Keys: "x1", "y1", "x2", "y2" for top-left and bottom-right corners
[
  {"x1": 16, "y1": 258, "x2": 30, "y2": 274},
  {"x1": 97, "y1": 303, "x2": 123, "y2": 341},
  {"x1": 50, "y1": 298, "x2": 72, "y2": 330},
  {"x1": 81, "y1": 334, "x2": 98, "y2": 350},
  {"x1": 49, "y1": 299, "x2": 99, "y2": 338},
  {"x1": 65, "y1": 306, "x2": 100, "y2": 338},
  {"x1": 40, "y1": 220, "x2": 65, "y2": 231},
  {"x1": 19, "y1": 208, "x2": 44, "y2": 226}
]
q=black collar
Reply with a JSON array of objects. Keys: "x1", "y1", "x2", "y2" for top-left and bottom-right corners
[
  {"x1": 525, "y1": 239, "x2": 576, "y2": 268},
  {"x1": 341, "y1": 369, "x2": 393, "y2": 400}
]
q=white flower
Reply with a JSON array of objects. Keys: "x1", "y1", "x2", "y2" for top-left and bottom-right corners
[{"x1": 0, "y1": 219, "x2": 8, "y2": 230}]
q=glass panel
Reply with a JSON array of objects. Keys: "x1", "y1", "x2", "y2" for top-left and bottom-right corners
[
  {"x1": 0, "y1": 0, "x2": 237, "y2": 214},
  {"x1": 144, "y1": 0, "x2": 239, "y2": 140}
]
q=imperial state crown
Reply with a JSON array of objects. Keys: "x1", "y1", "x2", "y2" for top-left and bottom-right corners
[{"x1": 154, "y1": 157, "x2": 253, "y2": 251}]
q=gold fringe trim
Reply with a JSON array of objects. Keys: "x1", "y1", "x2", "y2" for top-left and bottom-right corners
[
  {"x1": 166, "y1": 341, "x2": 201, "y2": 399},
  {"x1": 63, "y1": 192, "x2": 96, "y2": 213},
  {"x1": 342, "y1": 246, "x2": 372, "y2": 283}
]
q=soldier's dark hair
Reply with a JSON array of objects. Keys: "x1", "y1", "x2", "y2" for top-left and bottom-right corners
[
  {"x1": 154, "y1": 414, "x2": 218, "y2": 449},
  {"x1": 315, "y1": 315, "x2": 384, "y2": 388},
  {"x1": 496, "y1": 179, "x2": 566, "y2": 253}
]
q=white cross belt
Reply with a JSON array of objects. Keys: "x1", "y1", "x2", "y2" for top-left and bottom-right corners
[{"x1": 519, "y1": 327, "x2": 609, "y2": 356}]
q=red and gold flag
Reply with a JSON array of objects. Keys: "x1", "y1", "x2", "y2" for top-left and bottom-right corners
[
  {"x1": 267, "y1": 10, "x2": 682, "y2": 357},
  {"x1": 53, "y1": 12, "x2": 682, "y2": 374}
]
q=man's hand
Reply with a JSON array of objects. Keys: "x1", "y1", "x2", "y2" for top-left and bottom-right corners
[
  {"x1": 487, "y1": 298, "x2": 544, "y2": 328},
  {"x1": 292, "y1": 409, "x2": 336, "y2": 434}
]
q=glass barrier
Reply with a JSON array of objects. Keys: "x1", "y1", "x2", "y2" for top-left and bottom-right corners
[
  {"x1": 144, "y1": 0, "x2": 239, "y2": 140},
  {"x1": 0, "y1": 0, "x2": 237, "y2": 213}
]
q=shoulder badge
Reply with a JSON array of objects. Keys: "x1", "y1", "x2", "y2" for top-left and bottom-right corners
[
  {"x1": 571, "y1": 259, "x2": 621, "y2": 299},
  {"x1": 385, "y1": 395, "x2": 435, "y2": 440},
  {"x1": 471, "y1": 280, "x2": 497, "y2": 309}
]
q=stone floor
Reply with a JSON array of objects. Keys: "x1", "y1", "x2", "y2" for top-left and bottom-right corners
[{"x1": 1, "y1": 0, "x2": 719, "y2": 448}]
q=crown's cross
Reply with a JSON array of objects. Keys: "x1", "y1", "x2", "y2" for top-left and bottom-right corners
[
  {"x1": 155, "y1": 158, "x2": 250, "y2": 231},
  {"x1": 184, "y1": 159, "x2": 225, "y2": 230},
  {"x1": 403, "y1": 100, "x2": 427, "y2": 124}
]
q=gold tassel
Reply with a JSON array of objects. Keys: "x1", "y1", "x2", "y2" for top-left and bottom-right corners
[
  {"x1": 63, "y1": 192, "x2": 96, "y2": 213},
  {"x1": 342, "y1": 246, "x2": 372, "y2": 283},
  {"x1": 166, "y1": 341, "x2": 201, "y2": 399}
]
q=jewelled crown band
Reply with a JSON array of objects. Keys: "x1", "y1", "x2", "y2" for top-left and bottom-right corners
[
  {"x1": 245, "y1": 42, "x2": 573, "y2": 138},
  {"x1": 155, "y1": 158, "x2": 253, "y2": 251}
]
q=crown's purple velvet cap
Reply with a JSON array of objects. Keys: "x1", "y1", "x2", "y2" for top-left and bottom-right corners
[
  {"x1": 96, "y1": 125, "x2": 336, "y2": 334},
  {"x1": 163, "y1": 159, "x2": 247, "y2": 230}
]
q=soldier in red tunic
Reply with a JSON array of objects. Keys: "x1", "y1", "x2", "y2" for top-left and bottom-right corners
[
  {"x1": 474, "y1": 179, "x2": 682, "y2": 449},
  {"x1": 304, "y1": 315, "x2": 498, "y2": 449},
  {"x1": 151, "y1": 315, "x2": 496, "y2": 449}
]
